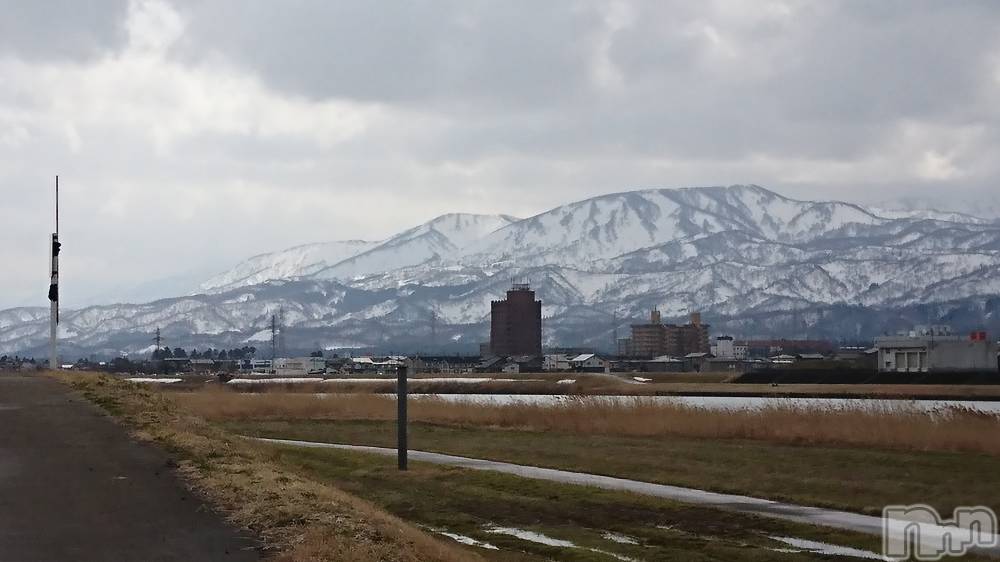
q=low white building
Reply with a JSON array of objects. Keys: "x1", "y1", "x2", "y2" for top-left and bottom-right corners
[
  {"x1": 875, "y1": 332, "x2": 997, "y2": 373},
  {"x1": 274, "y1": 357, "x2": 327, "y2": 375},
  {"x1": 568, "y1": 353, "x2": 608, "y2": 373},
  {"x1": 543, "y1": 354, "x2": 572, "y2": 372}
]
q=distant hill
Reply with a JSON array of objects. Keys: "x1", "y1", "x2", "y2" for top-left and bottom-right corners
[{"x1": 4, "y1": 185, "x2": 1000, "y2": 358}]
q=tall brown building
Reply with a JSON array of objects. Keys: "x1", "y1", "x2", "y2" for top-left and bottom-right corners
[
  {"x1": 489, "y1": 284, "x2": 542, "y2": 356},
  {"x1": 629, "y1": 310, "x2": 709, "y2": 358}
]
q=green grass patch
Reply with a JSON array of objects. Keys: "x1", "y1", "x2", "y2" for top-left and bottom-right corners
[
  {"x1": 230, "y1": 419, "x2": 1000, "y2": 515},
  {"x1": 264, "y1": 443, "x2": 889, "y2": 561}
]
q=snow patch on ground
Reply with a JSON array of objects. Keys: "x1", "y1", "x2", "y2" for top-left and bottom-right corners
[
  {"x1": 484, "y1": 526, "x2": 576, "y2": 548},
  {"x1": 434, "y1": 531, "x2": 498, "y2": 550},
  {"x1": 769, "y1": 536, "x2": 891, "y2": 560},
  {"x1": 602, "y1": 532, "x2": 639, "y2": 545}
]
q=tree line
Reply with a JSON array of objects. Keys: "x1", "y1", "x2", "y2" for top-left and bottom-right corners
[{"x1": 151, "y1": 346, "x2": 258, "y2": 361}]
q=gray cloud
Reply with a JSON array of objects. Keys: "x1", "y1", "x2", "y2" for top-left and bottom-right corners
[
  {"x1": 0, "y1": 0, "x2": 998, "y2": 309},
  {"x1": 0, "y1": 0, "x2": 128, "y2": 60}
]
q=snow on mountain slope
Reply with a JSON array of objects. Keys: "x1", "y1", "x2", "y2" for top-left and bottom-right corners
[
  {"x1": 459, "y1": 185, "x2": 887, "y2": 268},
  {"x1": 309, "y1": 213, "x2": 518, "y2": 281},
  {"x1": 868, "y1": 207, "x2": 992, "y2": 224},
  {"x1": 0, "y1": 308, "x2": 49, "y2": 330},
  {"x1": 3, "y1": 185, "x2": 1000, "y2": 357},
  {"x1": 199, "y1": 240, "x2": 378, "y2": 293}
]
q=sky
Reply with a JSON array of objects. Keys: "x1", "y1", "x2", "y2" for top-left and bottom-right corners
[{"x1": 1, "y1": 0, "x2": 999, "y2": 309}]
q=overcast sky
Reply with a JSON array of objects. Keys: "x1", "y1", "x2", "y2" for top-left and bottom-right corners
[{"x1": 2, "y1": 0, "x2": 999, "y2": 308}]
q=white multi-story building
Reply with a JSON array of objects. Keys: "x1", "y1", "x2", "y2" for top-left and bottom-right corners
[{"x1": 710, "y1": 336, "x2": 735, "y2": 359}]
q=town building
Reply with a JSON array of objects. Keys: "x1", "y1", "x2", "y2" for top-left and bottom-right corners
[
  {"x1": 499, "y1": 355, "x2": 543, "y2": 374},
  {"x1": 568, "y1": 353, "x2": 608, "y2": 373},
  {"x1": 616, "y1": 337, "x2": 633, "y2": 357},
  {"x1": 642, "y1": 355, "x2": 687, "y2": 373},
  {"x1": 711, "y1": 336, "x2": 735, "y2": 359},
  {"x1": 683, "y1": 352, "x2": 713, "y2": 372},
  {"x1": 543, "y1": 354, "x2": 572, "y2": 372},
  {"x1": 875, "y1": 331, "x2": 998, "y2": 373},
  {"x1": 742, "y1": 339, "x2": 834, "y2": 359},
  {"x1": 490, "y1": 283, "x2": 542, "y2": 357},
  {"x1": 629, "y1": 310, "x2": 710, "y2": 358}
]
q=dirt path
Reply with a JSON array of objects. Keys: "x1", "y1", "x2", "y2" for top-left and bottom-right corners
[{"x1": 0, "y1": 375, "x2": 258, "y2": 562}]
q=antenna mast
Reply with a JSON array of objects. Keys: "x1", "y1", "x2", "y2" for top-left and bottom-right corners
[
  {"x1": 153, "y1": 327, "x2": 162, "y2": 359},
  {"x1": 48, "y1": 176, "x2": 61, "y2": 370},
  {"x1": 270, "y1": 313, "x2": 277, "y2": 361}
]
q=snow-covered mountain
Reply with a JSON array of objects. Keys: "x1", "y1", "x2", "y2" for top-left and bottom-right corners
[
  {"x1": 310, "y1": 213, "x2": 518, "y2": 281},
  {"x1": 200, "y1": 213, "x2": 518, "y2": 293},
  {"x1": 199, "y1": 240, "x2": 378, "y2": 293},
  {"x1": 4, "y1": 185, "x2": 1000, "y2": 358}
]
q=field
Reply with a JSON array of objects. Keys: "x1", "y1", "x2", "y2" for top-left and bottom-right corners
[
  {"x1": 166, "y1": 371, "x2": 1000, "y2": 400},
  {"x1": 63, "y1": 373, "x2": 1000, "y2": 560}
]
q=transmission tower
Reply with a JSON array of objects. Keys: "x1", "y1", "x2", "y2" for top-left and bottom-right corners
[
  {"x1": 270, "y1": 313, "x2": 277, "y2": 360},
  {"x1": 153, "y1": 327, "x2": 162, "y2": 358}
]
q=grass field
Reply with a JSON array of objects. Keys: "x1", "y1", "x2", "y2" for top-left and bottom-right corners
[
  {"x1": 160, "y1": 371, "x2": 1000, "y2": 399},
  {"x1": 232, "y1": 418, "x2": 1000, "y2": 515},
  {"x1": 173, "y1": 390, "x2": 1000, "y2": 455},
  {"x1": 168, "y1": 389, "x2": 1000, "y2": 514},
  {"x1": 260, "y1": 442, "x2": 892, "y2": 561},
  {"x1": 64, "y1": 375, "x2": 1000, "y2": 560}
]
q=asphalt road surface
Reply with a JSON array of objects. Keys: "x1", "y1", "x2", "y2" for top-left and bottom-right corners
[{"x1": 0, "y1": 374, "x2": 259, "y2": 562}]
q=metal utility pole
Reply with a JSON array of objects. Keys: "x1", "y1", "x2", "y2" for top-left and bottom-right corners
[
  {"x1": 270, "y1": 313, "x2": 277, "y2": 361},
  {"x1": 48, "y1": 176, "x2": 61, "y2": 371},
  {"x1": 153, "y1": 327, "x2": 162, "y2": 358},
  {"x1": 397, "y1": 364, "x2": 408, "y2": 471}
]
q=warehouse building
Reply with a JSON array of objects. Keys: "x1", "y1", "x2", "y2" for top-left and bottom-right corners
[{"x1": 874, "y1": 330, "x2": 997, "y2": 373}]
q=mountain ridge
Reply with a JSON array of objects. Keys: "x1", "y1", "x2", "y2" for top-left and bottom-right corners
[{"x1": 3, "y1": 184, "x2": 999, "y2": 358}]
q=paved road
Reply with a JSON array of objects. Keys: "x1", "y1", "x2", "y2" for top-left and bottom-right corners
[
  {"x1": 0, "y1": 375, "x2": 258, "y2": 562},
  {"x1": 257, "y1": 437, "x2": 1000, "y2": 558}
]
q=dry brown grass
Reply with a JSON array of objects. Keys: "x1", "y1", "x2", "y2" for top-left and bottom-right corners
[
  {"x1": 216, "y1": 373, "x2": 638, "y2": 396},
  {"x1": 52, "y1": 372, "x2": 480, "y2": 562},
  {"x1": 172, "y1": 388, "x2": 1000, "y2": 455},
  {"x1": 175, "y1": 375, "x2": 1000, "y2": 400}
]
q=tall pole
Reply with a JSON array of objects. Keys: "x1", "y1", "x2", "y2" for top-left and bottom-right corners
[
  {"x1": 397, "y1": 364, "x2": 408, "y2": 470},
  {"x1": 48, "y1": 176, "x2": 60, "y2": 371}
]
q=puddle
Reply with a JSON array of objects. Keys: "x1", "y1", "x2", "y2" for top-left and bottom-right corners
[
  {"x1": 485, "y1": 526, "x2": 577, "y2": 547},
  {"x1": 437, "y1": 531, "x2": 499, "y2": 550},
  {"x1": 602, "y1": 531, "x2": 639, "y2": 545},
  {"x1": 770, "y1": 536, "x2": 890, "y2": 560},
  {"x1": 417, "y1": 524, "x2": 500, "y2": 551},
  {"x1": 590, "y1": 548, "x2": 638, "y2": 561},
  {"x1": 485, "y1": 526, "x2": 641, "y2": 561}
]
